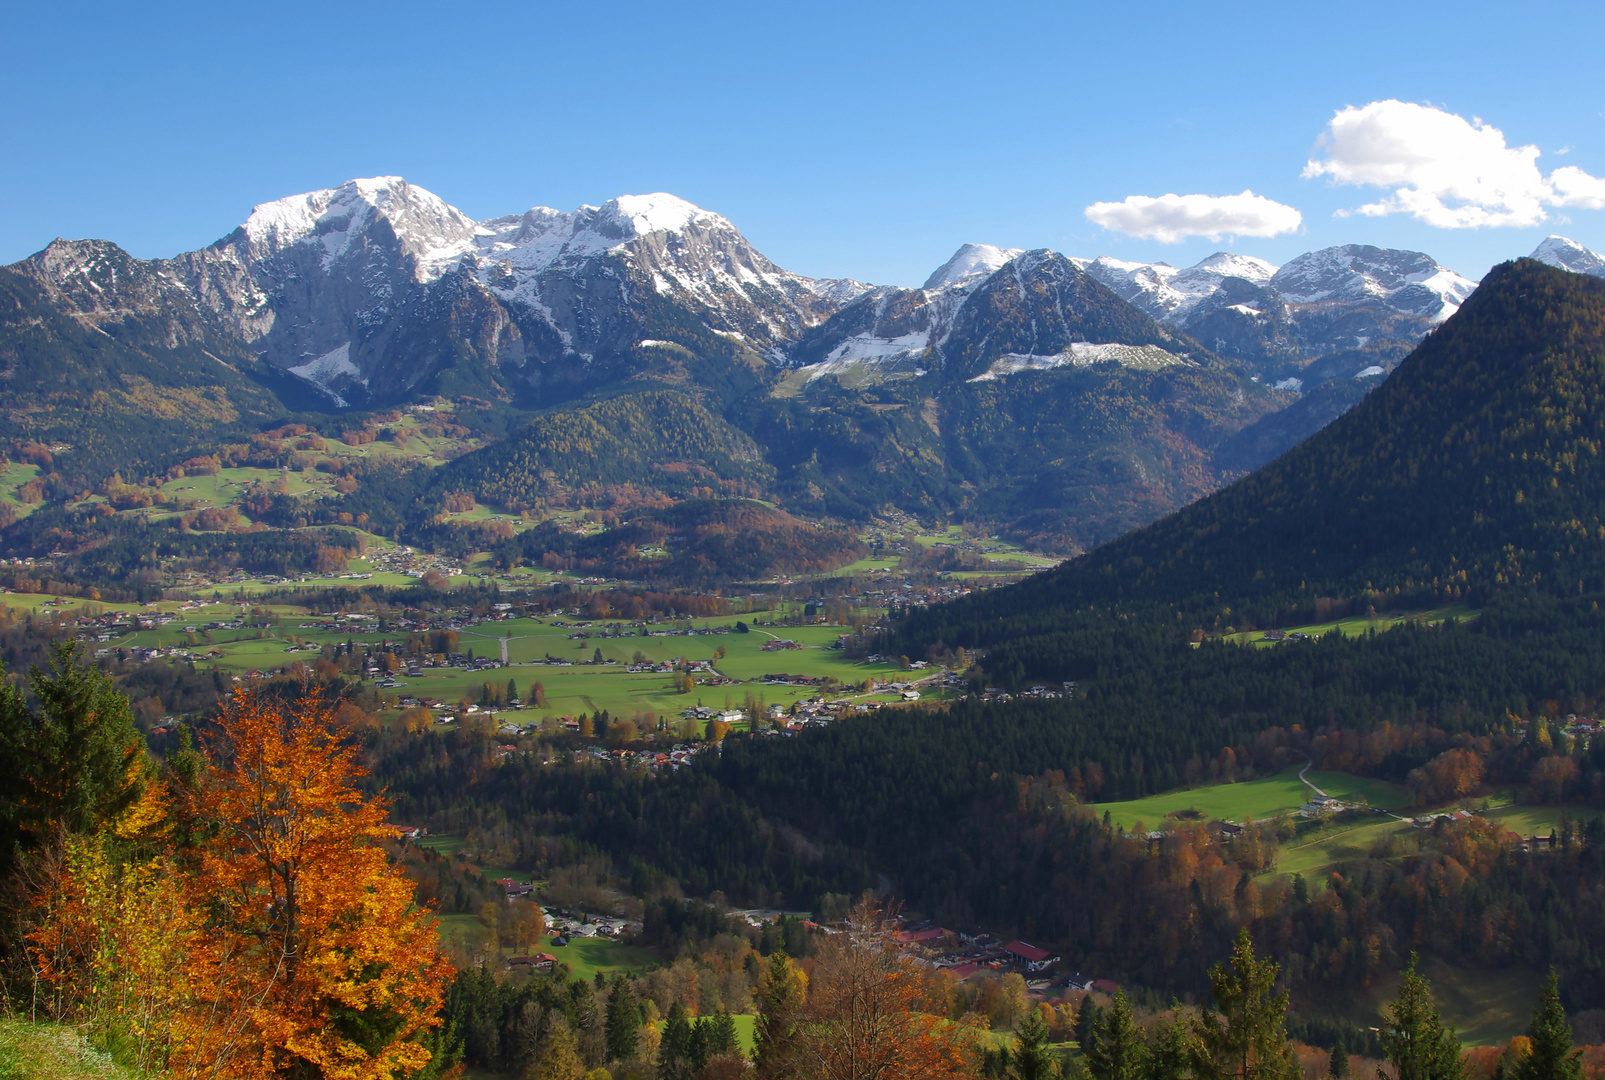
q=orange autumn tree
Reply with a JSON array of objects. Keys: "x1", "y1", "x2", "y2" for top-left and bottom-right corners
[
  {"x1": 172, "y1": 690, "x2": 454, "y2": 1080},
  {"x1": 797, "y1": 896, "x2": 974, "y2": 1080}
]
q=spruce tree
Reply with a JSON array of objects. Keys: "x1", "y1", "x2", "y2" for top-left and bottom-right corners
[
  {"x1": 1077, "y1": 998, "x2": 1106, "y2": 1056},
  {"x1": 603, "y1": 977, "x2": 638, "y2": 1063},
  {"x1": 1013, "y1": 1006, "x2": 1060, "y2": 1080},
  {"x1": 706, "y1": 1011, "x2": 739, "y2": 1058},
  {"x1": 1329, "y1": 1039, "x2": 1349, "y2": 1079},
  {"x1": 1513, "y1": 971, "x2": 1581, "y2": 1080},
  {"x1": 658, "y1": 1002, "x2": 693, "y2": 1080},
  {"x1": 0, "y1": 643, "x2": 146, "y2": 868},
  {"x1": 1380, "y1": 955, "x2": 1464, "y2": 1080},
  {"x1": 1193, "y1": 928, "x2": 1293, "y2": 1080},
  {"x1": 1146, "y1": 1015, "x2": 1197, "y2": 1080},
  {"x1": 1088, "y1": 991, "x2": 1148, "y2": 1080},
  {"x1": 754, "y1": 950, "x2": 805, "y2": 1080}
]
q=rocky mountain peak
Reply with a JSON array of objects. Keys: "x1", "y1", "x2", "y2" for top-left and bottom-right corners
[
  {"x1": 922, "y1": 243, "x2": 1025, "y2": 292},
  {"x1": 226, "y1": 176, "x2": 480, "y2": 280},
  {"x1": 1269, "y1": 244, "x2": 1475, "y2": 320},
  {"x1": 1531, "y1": 235, "x2": 1605, "y2": 278}
]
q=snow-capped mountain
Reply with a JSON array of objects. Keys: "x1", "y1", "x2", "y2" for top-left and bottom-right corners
[
  {"x1": 1268, "y1": 245, "x2": 1475, "y2": 321},
  {"x1": 1, "y1": 177, "x2": 1499, "y2": 416},
  {"x1": 1531, "y1": 236, "x2": 1605, "y2": 278},
  {"x1": 784, "y1": 244, "x2": 1197, "y2": 384},
  {"x1": 1079, "y1": 245, "x2": 1474, "y2": 328},
  {"x1": 18, "y1": 177, "x2": 872, "y2": 406},
  {"x1": 1075, "y1": 252, "x2": 1278, "y2": 324}
]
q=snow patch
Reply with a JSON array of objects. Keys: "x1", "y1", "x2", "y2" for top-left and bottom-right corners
[
  {"x1": 1354, "y1": 365, "x2": 1386, "y2": 378},
  {"x1": 823, "y1": 331, "x2": 930, "y2": 365},
  {"x1": 1272, "y1": 377, "x2": 1303, "y2": 392},
  {"x1": 969, "y1": 342, "x2": 1190, "y2": 381},
  {"x1": 288, "y1": 343, "x2": 361, "y2": 405}
]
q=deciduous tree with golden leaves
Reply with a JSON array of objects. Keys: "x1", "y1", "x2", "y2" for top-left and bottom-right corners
[{"x1": 171, "y1": 690, "x2": 455, "y2": 1080}]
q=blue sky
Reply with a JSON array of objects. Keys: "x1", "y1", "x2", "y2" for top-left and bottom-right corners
[{"x1": 3, "y1": 0, "x2": 1603, "y2": 286}]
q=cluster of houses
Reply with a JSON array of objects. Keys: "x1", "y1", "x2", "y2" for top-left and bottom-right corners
[
  {"x1": 369, "y1": 545, "x2": 463, "y2": 580},
  {"x1": 629, "y1": 657, "x2": 714, "y2": 675},
  {"x1": 565, "y1": 742, "x2": 714, "y2": 771},
  {"x1": 881, "y1": 921, "x2": 1113, "y2": 993}
]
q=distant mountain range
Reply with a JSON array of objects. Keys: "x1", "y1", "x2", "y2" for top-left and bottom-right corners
[{"x1": 4, "y1": 176, "x2": 1603, "y2": 554}]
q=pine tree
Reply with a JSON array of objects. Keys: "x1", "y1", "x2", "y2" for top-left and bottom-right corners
[
  {"x1": 1193, "y1": 929, "x2": 1293, "y2": 1080},
  {"x1": 1013, "y1": 1007, "x2": 1060, "y2": 1080},
  {"x1": 1513, "y1": 971, "x2": 1581, "y2": 1080},
  {"x1": 1330, "y1": 1039, "x2": 1349, "y2": 1079},
  {"x1": 659, "y1": 1001, "x2": 694, "y2": 1080},
  {"x1": 1146, "y1": 1015, "x2": 1196, "y2": 1080},
  {"x1": 1088, "y1": 990, "x2": 1149, "y2": 1080},
  {"x1": 0, "y1": 643, "x2": 147, "y2": 867},
  {"x1": 687, "y1": 1017, "x2": 709, "y2": 1071},
  {"x1": 1381, "y1": 955, "x2": 1464, "y2": 1080},
  {"x1": 754, "y1": 949, "x2": 806, "y2": 1079},
  {"x1": 604, "y1": 976, "x2": 638, "y2": 1063},
  {"x1": 706, "y1": 1010, "x2": 740, "y2": 1058},
  {"x1": 1078, "y1": 998, "x2": 1106, "y2": 1056}
]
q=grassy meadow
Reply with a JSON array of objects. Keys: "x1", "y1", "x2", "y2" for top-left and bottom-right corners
[{"x1": 1093, "y1": 767, "x2": 1410, "y2": 832}]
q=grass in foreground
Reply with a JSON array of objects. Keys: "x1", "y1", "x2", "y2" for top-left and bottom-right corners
[{"x1": 0, "y1": 1020, "x2": 133, "y2": 1080}]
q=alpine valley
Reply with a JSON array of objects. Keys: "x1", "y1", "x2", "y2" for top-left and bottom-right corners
[
  {"x1": 9, "y1": 176, "x2": 1594, "y2": 576},
  {"x1": 15, "y1": 172, "x2": 1605, "y2": 1069}
]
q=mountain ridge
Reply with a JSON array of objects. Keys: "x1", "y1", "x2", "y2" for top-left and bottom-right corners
[{"x1": 897, "y1": 257, "x2": 1605, "y2": 664}]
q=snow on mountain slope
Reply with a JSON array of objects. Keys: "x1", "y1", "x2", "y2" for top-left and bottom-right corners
[
  {"x1": 968, "y1": 342, "x2": 1192, "y2": 381},
  {"x1": 1269, "y1": 245, "x2": 1475, "y2": 321},
  {"x1": 1076, "y1": 251, "x2": 1278, "y2": 324},
  {"x1": 233, "y1": 177, "x2": 481, "y2": 278},
  {"x1": 25, "y1": 178, "x2": 881, "y2": 399},
  {"x1": 1531, "y1": 236, "x2": 1605, "y2": 278},
  {"x1": 789, "y1": 244, "x2": 1027, "y2": 381},
  {"x1": 923, "y1": 244, "x2": 1024, "y2": 291}
]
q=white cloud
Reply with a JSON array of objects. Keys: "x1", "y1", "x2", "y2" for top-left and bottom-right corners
[
  {"x1": 1304, "y1": 99, "x2": 1605, "y2": 228},
  {"x1": 1552, "y1": 166, "x2": 1605, "y2": 210},
  {"x1": 1083, "y1": 190, "x2": 1303, "y2": 244}
]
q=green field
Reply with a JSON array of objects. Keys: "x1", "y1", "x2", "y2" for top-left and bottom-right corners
[
  {"x1": 544, "y1": 937, "x2": 658, "y2": 982},
  {"x1": 1317, "y1": 954, "x2": 1545, "y2": 1047},
  {"x1": 1094, "y1": 767, "x2": 1411, "y2": 831},
  {"x1": 1303, "y1": 771, "x2": 1412, "y2": 810},
  {"x1": 0, "y1": 462, "x2": 42, "y2": 518},
  {"x1": 1270, "y1": 816, "x2": 1412, "y2": 882},
  {"x1": 1096, "y1": 768, "x2": 1309, "y2": 831},
  {"x1": 1482, "y1": 803, "x2": 1604, "y2": 838},
  {"x1": 66, "y1": 600, "x2": 911, "y2": 724},
  {"x1": 1228, "y1": 605, "x2": 1479, "y2": 646}
]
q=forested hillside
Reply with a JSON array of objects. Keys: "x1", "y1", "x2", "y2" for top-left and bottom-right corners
[
  {"x1": 899, "y1": 259, "x2": 1605, "y2": 655},
  {"x1": 0, "y1": 264, "x2": 294, "y2": 486}
]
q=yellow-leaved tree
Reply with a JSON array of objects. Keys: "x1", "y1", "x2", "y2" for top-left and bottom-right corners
[{"x1": 171, "y1": 690, "x2": 455, "y2": 1080}]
